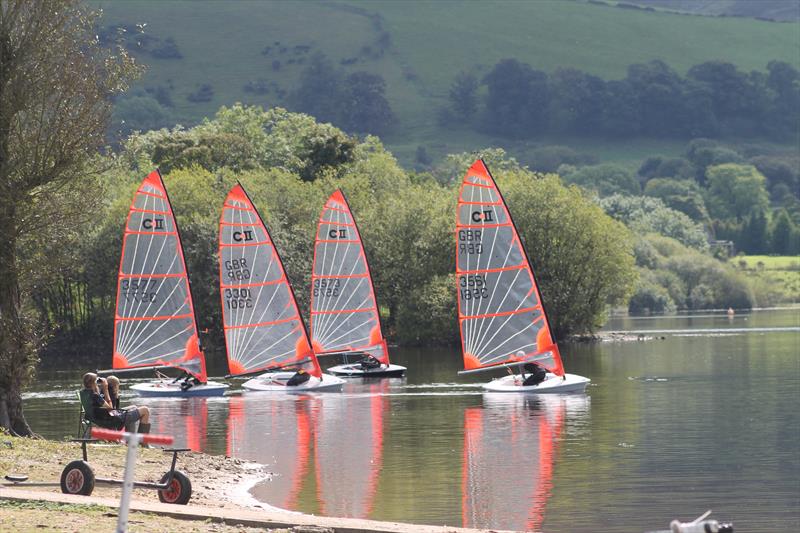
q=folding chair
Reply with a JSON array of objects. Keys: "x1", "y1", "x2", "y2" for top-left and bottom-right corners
[{"x1": 77, "y1": 390, "x2": 95, "y2": 438}]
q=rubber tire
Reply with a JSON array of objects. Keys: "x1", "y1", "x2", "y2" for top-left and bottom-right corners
[
  {"x1": 157, "y1": 470, "x2": 192, "y2": 505},
  {"x1": 60, "y1": 460, "x2": 95, "y2": 496}
]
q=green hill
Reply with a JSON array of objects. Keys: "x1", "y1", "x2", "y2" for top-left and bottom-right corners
[{"x1": 93, "y1": 0, "x2": 799, "y2": 165}]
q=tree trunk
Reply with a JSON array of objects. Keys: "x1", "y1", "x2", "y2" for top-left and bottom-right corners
[{"x1": 0, "y1": 204, "x2": 35, "y2": 436}]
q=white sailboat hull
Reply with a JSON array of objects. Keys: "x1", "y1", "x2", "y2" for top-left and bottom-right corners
[
  {"x1": 129, "y1": 380, "x2": 229, "y2": 397},
  {"x1": 241, "y1": 372, "x2": 345, "y2": 392},
  {"x1": 482, "y1": 373, "x2": 590, "y2": 393},
  {"x1": 326, "y1": 363, "x2": 406, "y2": 377}
]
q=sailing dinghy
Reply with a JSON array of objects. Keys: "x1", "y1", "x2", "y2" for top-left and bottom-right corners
[
  {"x1": 219, "y1": 184, "x2": 344, "y2": 392},
  {"x1": 113, "y1": 170, "x2": 228, "y2": 397},
  {"x1": 310, "y1": 190, "x2": 405, "y2": 377},
  {"x1": 455, "y1": 159, "x2": 589, "y2": 393}
]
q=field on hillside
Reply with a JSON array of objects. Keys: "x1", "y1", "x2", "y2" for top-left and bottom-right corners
[
  {"x1": 93, "y1": 0, "x2": 800, "y2": 165},
  {"x1": 734, "y1": 255, "x2": 800, "y2": 305}
]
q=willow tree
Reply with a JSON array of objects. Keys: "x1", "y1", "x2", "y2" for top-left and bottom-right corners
[{"x1": 0, "y1": 1, "x2": 138, "y2": 435}]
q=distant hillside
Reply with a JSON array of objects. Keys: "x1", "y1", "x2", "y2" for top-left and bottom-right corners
[
  {"x1": 622, "y1": 0, "x2": 800, "y2": 22},
  {"x1": 92, "y1": 0, "x2": 799, "y2": 165}
]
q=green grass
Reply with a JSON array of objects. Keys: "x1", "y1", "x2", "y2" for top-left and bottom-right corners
[
  {"x1": 92, "y1": 0, "x2": 800, "y2": 165},
  {"x1": 736, "y1": 255, "x2": 800, "y2": 271},
  {"x1": 732, "y1": 255, "x2": 800, "y2": 304}
]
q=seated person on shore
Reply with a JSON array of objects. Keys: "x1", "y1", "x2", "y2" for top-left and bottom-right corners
[
  {"x1": 358, "y1": 354, "x2": 382, "y2": 371},
  {"x1": 521, "y1": 362, "x2": 547, "y2": 387},
  {"x1": 82, "y1": 372, "x2": 150, "y2": 433},
  {"x1": 106, "y1": 375, "x2": 151, "y2": 433},
  {"x1": 286, "y1": 368, "x2": 311, "y2": 387}
]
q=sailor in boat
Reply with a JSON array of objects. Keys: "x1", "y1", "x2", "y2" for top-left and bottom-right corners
[
  {"x1": 357, "y1": 354, "x2": 383, "y2": 371},
  {"x1": 83, "y1": 373, "x2": 151, "y2": 434},
  {"x1": 521, "y1": 362, "x2": 547, "y2": 387},
  {"x1": 512, "y1": 351, "x2": 548, "y2": 387},
  {"x1": 167, "y1": 369, "x2": 203, "y2": 391},
  {"x1": 286, "y1": 368, "x2": 311, "y2": 387}
]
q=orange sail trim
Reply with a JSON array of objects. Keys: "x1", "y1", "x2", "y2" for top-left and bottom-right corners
[
  {"x1": 310, "y1": 189, "x2": 390, "y2": 365},
  {"x1": 113, "y1": 169, "x2": 208, "y2": 382},
  {"x1": 455, "y1": 159, "x2": 565, "y2": 376},
  {"x1": 219, "y1": 183, "x2": 321, "y2": 378}
]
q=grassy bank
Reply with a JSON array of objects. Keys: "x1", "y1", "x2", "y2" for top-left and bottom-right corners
[
  {"x1": 733, "y1": 255, "x2": 800, "y2": 305},
  {"x1": 0, "y1": 434, "x2": 273, "y2": 532}
]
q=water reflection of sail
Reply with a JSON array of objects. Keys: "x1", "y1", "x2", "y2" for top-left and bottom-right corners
[
  {"x1": 150, "y1": 398, "x2": 209, "y2": 451},
  {"x1": 315, "y1": 381, "x2": 388, "y2": 518},
  {"x1": 227, "y1": 395, "x2": 313, "y2": 510},
  {"x1": 462, "y1": 394, "x2": 588, "y2": 531}
]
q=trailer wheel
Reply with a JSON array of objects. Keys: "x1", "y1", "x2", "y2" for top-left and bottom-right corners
[
  {"x1": 158, "y1": 470, "x2": 191, "y2": 504},
  {"x1": 60, "y1": 460, "x2": 95, "y2": 496}
]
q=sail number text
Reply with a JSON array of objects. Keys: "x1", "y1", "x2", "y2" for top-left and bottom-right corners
[
  {"x1": 313, "y1": 278, "x2": 340, "y2": 297},
  {"x1": 224, "y1": 288, "x2": 253, "y2": 309},
  {"x1": 459, "y1": 274, "x2": 489, "y2": 300},
  {"x1": 458, "y1": 229, "x2": 483, "y2": 254},
  {"x1": 225, "y1": 258, "x2": 251, "y2": 281},
  {"x1": 121, "y1": 278, "x2": 157, "y2": 303}
]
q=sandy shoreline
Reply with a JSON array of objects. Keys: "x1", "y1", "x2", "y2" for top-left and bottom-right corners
[
  {"x1": 0, "y1": 434, "x2": 279, "y2": 513},
  {"x1": 1, "y1": 434, "x2": 494, "y2": 533}
]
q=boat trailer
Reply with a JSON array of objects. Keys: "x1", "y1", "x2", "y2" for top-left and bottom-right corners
[{"x1": 3, "y1": 427, "x2": 192, "y2": 506}]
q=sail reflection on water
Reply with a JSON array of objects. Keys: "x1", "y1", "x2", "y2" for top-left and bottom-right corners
[
  {"x1": 228, "y1": 394, "x2": 313, "y2": 510},
  {"x1": 225, "y1": 382, "x2": 389, "y2": 517},
  {"x1": 315, "y1": 381, "x2": 388, "y2": 517},
  {"x1": 462, "y1": 394, "x2": 590, "y2": 531},
  {"x1": 149, "y1": 397, "x2": 209, "y2": 452}
]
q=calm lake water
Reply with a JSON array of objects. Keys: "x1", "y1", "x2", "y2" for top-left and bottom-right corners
[{"x1": 21, "y1": 308, "x2": 800, "y2": 532}]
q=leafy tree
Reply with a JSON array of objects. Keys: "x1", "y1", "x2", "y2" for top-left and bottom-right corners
[
  {"x1": 499, "y1": 172, "x2": 637, "y2": 338},
  {"x1": 561, "y1": 163, "x2": 640, "y2": 196},
  {"x1": 771, "y1": 209, "x2": 799, "y2": 255},
  {"x1": 431, "y1": 147, "x2": 523, "y2": 186},
  {"x1": 548, "y1": 68, "x2": 607, "y2": 135},
  {"x1": 662, "y1": 252, "x2": 752, "y2": 310},
  {"x1": 526, "y1": 145, "x2": 596, "y2": 173},
  {"x1": 687, "y1": 61, "x2": 761, "y2": 132},
  {"x1": 603, "y1": 79, "x2": 640, "y2": 136},
  {"x1": 749, "y1": 155, "x2": 799, "y2": 196},
  {"x1": 112, "y1": 94, "x2": 171, "y2": 137},
  {"x1": 599, "y1": 195, "x2": 709, "y2": 251},
  {"x1": 339, "y1": 71, "x2": 393, "y2": 135},
  {"x1": 289, "y1": 52, "x2": 342, "y2": 125},
  {"x1": 395, "y1": 274, "x2": 458, "y2": 345},
  {"x1": 0, "y1": 0, "x2": 138, "y2": 435},
  {"x1": 483, "y1": 59, "x2": 549, "y2": 138},
  {"x1": 740, "y1": 210, "x2": 769, "y2": 254},
  {"x1": 763, "y1": 61, "x2": 800, "y2": 140},
  {"x1": 643, "y1": 178, "x2": 709, "y2": 222},
  {"x1": 628, "y1": 270, "x2": 676, "y2": 315},
  {"x1": 626, "y1": 60, "x2": 687, "y2": 137},
  {"x1": 705, "y1": 163, "x2": 770, "y2": 221},
  {"x1": 130, "y1": 105, "x2": 357, "y2": 181},
  {"x1": 448, "y1": 71, "x2": 479, "y2": 120},
  {"x1": 685, "y1": 138, "x2": 743, "y2": 183}
]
